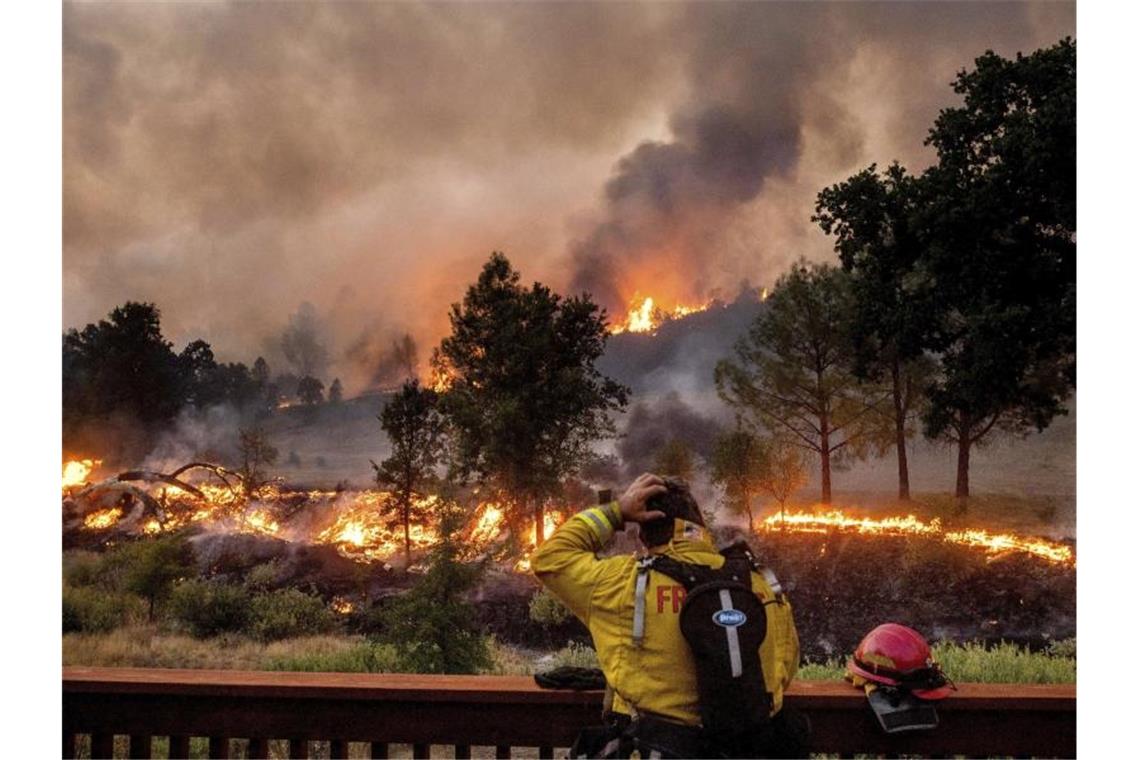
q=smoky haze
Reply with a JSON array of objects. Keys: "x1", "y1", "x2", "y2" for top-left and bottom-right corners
[{"x1": 64, "y1": 1, "x2": 1074, "y2": 393}]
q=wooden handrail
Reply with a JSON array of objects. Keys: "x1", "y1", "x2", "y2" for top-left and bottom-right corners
[{"x1": 63, "y1": 667, "x2": 1076, "y2": 758}]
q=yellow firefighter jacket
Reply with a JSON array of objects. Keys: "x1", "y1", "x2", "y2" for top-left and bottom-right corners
[{"x1": 532, "y1": 502, "x2": 799, "y2": 726}]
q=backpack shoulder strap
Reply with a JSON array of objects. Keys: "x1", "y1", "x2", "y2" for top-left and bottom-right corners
[
  {"x1": 721, "y1": 540, "x2": 786, "y2": 599},
  {"x1": 631, "y1": 554, "x2": 722, "y2": 647},
  {"x1": 645, "y1": 555, "x2": 705, "y2": 590}
]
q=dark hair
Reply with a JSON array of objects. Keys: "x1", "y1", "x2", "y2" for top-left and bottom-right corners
[{"x1": 640, "y1": 478, "x2": 704, "y2": 547}]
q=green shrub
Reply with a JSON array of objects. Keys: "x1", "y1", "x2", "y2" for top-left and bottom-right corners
[
  {"x1": 265, "y1": 641, "x2": 400, "y2": 672},
  {"x1": 375, "y1": 504, "x2": 491, "y2": 674},
  {"x1": 1046, "y1": 637, "x2": 1077, "y2": 659},
  {"x1": 120, "y1": 536, "x2": 196, "y2": 621},
  {"x1": 243, "y1": 561, "x2": 282, "y2": 592},
  {"x1": 62, "y1": 585, "x2": 140, "y2": 633},
  {"x1": 169, "y1": 579, "x2": 251, "y2": 638},
  {"x1": 249, "y1": 588, "x2": 335, "y2": 641},
  {"x1": 795, "y1": 640, "x2": 1076, "y2": 684},
  {"x1": 930, "y1": 640, "x2": 1075, "y2": 684},
  {"x1": 63, "y1": 551, "x2": 108, "y2": 588},
  {"x1": 528, "y1": 588, "x2": 571, "y2": 626},
  {"x1": 550, "y1": 641, "x2": 599, "y2": 669}
]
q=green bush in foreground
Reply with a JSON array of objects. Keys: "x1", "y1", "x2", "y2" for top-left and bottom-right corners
[
  {"x1": 249, "y1": 588, "x2": 335, "y2": 642},
  {"x1": 528, "y1": 588, "x2": 572, "y2": 626},
  {"x1": 374, "y1": 504, "x2": 491, "y2": 674},
  {"x1": 169, "y1": 579, "x2": 251, "y2": 638},
  {"x1": 797, "y1": 640, "x2": 1076, "y2": 684},
  {"x1": 265, "y1": 641, "x2": 400, "y2": 673},
  {"x1": 62, "y1": 585, "x2": 142, "y2": 634}
]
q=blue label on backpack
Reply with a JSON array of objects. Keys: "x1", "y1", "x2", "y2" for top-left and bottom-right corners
[{"x1": 713, "y1": 609, "x2": 747, "y2": 627}]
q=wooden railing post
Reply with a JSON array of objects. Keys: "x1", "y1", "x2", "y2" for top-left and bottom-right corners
[
  {"x1": 91, "y1": 732, "x2": 114, "y2": 760},
  {"x1": 128, "y1": 734, "x2": 152, "y2": 759},
  {"x1": 209, "y1": 736, "x2": 230, "y2": 759},
  {"x1": 168, "y1": 735, "x2": 191, "y2": 759}
]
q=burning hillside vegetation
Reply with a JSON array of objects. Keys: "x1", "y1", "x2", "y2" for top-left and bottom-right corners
[
  {"x1": 62, "y1": 458, "x2": 562, "y2": 571},
  {"x1": 62, "y1": 457, "x2": 1072, "y2": 571},
  {"x1": 62, "y1": 457, "x2": 1075, "y2": 657},
  {"x1": 609, "y1": 290, "x2": 769, "y2": 336}
]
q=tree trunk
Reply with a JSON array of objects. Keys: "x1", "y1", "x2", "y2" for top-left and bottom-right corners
[
  {"x1": 402, "y1": 500, "x2": 411, "y2": 571},
  {"x1": 819, "y1": 414, "x2": 832, "y2": 504},
  {"x1": 746, "y1": 501, "x2": 754, "y2": 534},
  {"x1": 535, "y1": 498, "x2": 546, "y2": 546},
  {"x1": 955, "y1": 424, "x2": 971, "y2": 515},
  {"x1": 892, "y1": 359, "x2": 911, "y2": 502}
]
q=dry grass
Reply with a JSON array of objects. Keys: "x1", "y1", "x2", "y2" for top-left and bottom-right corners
[
  {"x1": 797, "y1": 639, "x2": 1075, "y2": 684},
  {"x1": 63, "y1": 625, "x2": 364, "y2": 670},
  {"x1": 63, "y1": 628, "x2": 597, "y2": 676}
]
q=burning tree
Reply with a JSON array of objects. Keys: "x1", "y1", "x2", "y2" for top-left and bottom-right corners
[
  {"x1": 715, "y1": 262, "x2": 889, "y2": 504},
  {"x1": 433, "y1": 252, "x2": 628, "y2": 545},
  {"x1": 374, "y1": 379, "x2": 446, "y2": 569}
]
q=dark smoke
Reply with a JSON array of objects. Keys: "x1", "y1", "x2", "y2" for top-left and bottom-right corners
[
  {"x1": 617, "y1": 392, "x2": 723, "y2": 478},
  {"x1": 64, "y1": 2, "x2": 1074, "y2": 369},
  {"x1": 569, "y1": 3, "x2": 840, "y2": 309},
  {"x1": 568, "y1": 2, "x2": 1074, "y2": 313}
]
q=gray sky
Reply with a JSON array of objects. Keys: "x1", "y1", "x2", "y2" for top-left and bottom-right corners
[{"x1": 64, "y1": 1, "x2": 1074, "y2": 392}]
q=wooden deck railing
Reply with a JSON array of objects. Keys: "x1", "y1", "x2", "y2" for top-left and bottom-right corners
[{"x1": 63, "y1": 667, "x2": 1075, "y2": 759}]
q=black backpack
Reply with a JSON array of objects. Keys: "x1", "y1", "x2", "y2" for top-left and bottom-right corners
[{"x1": 637, "y1": 542, "x2": 773, "y2": 755}]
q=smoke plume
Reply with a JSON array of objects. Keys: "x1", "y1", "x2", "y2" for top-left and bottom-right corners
[{"x1": 64, "y1": 2, "x2": 1074, "y2": 377}]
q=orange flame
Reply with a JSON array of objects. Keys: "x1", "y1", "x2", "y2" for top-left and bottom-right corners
[
  {"x1": 63, "y1": 459, "x2": 101, "y2": 491},
  {"x1": 760, "y1": 509, "x2": 1073, "y2": 566},
  {"x1": 429, "y1": 367, "x2": 454, "y2": 393},
  {"x1": 83, "y1": 507, "x2": 122, "y2": 530},
  {"x1": 610, "y1": 296, "x2": 713, "y2": 335}
]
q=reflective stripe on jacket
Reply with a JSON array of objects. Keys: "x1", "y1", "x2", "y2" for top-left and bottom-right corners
[{"x1": 531, "y1": 503, "x2": 800, "y2": 726}]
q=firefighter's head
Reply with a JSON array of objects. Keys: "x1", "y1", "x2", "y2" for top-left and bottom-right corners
[{"x1": 640, "y1": 478, "x2": 704, "y2": 547}]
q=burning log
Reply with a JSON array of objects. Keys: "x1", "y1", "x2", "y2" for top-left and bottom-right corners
[
  {"x1": 115, "y1": 471, "x2": 206, "y2": 500},
  {"x1": 64, "y1": 461, "x2": 248, "y2": 541},
  {"x1": 168, "y1": 462, "x2": 242, "y2": 492},
  {"x1": 64, "y1": 481, "x2": 165, "y2": 536}
]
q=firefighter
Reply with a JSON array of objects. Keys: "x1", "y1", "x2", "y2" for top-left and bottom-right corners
[{"x1": 531, "y1": 473, "x2": 806, "y2": 758}]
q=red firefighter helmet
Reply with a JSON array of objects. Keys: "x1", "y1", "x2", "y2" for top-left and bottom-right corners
[{"x1": 847, "y1": 623, "x2": 954, "y2": 700}]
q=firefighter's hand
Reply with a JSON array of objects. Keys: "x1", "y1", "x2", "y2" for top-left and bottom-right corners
[{"x1": 618, "y1": 473, "x2": 668, "y2": 524}]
